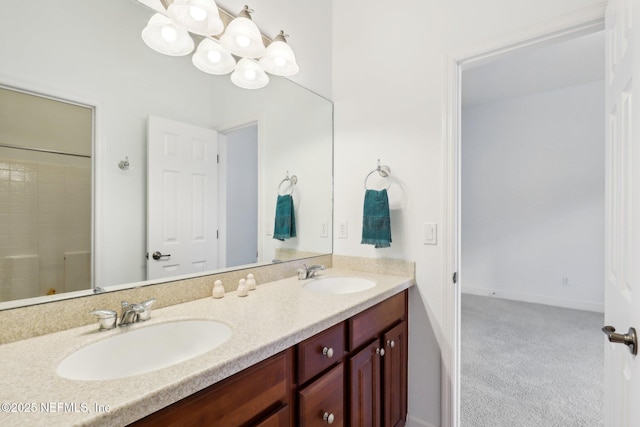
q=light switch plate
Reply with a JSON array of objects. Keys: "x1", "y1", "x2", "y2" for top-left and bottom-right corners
[{"x1": 423, "y1": 223, "x2": 437, "y2": 245}]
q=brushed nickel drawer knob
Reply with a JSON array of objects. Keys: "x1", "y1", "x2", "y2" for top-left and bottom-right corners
[
  {"x1": 322, "y1": 346, "x2": 334, "y2": 358},
  {"x1": 376, "y1": 347, "x2": 385, "y2": 357},
  {"x1": 387, "y1": 339, "x2": 395, "y2": 348},
  {"x1": 323, "y1": 412, "x2": 335, "y2": 424}
]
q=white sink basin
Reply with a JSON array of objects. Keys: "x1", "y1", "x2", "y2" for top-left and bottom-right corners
[
  {"x1": 304, "y1": 277, "x2": 376, "y2": 294},
  {"x1": 57, "y1": 320, "x2": 232, "y2": 381}
]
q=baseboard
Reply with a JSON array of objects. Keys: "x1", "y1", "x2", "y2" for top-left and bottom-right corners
[
  {"x1": 462, "y1": 286, "x2": 604, "y2": 313},
  {"x1": 407, "y1": 414, "x2": 440, "y2": 427}
]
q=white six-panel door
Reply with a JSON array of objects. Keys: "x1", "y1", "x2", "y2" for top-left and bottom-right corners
[
  {"x1": 147, "y1": 115, "x2": 218, "y2": 280},
  {"x1": 604, "y1": 1, "x2": 640, "y2": 425}
]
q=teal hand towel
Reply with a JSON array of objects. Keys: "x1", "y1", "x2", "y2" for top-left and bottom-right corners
[
  {"x1": 361, "y1": 189, "x2": 391, "y2": 248},
  {"x1": 273, "y1": 194, "x2": 296, "y2": 241}
]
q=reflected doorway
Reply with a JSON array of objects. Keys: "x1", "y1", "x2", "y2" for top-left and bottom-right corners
[
  {"x1": 0, "y1": 85, "x2": 93, "y2": 301},
  {"x1": 219, "y1": 123, "x2": 258, "y2": 268}
]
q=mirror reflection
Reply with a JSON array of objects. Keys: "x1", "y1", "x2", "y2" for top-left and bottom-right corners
[{"x1": 0, "y1": 0, "x2": 333, "y2": 307}]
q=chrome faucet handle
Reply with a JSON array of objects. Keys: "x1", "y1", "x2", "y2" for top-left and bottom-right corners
[
  {"x1": 90, "y1": 309, "x2": 117, "y2": 331},
  {"x1": 119, "y1": 301, "x2": 145, "y2": 326},
  {"x1": 306, "y1": 264, "x2": 326, "y2": 278},
  {"x1": 138, "y1": 298, "x2": 157, "y2": 321}
]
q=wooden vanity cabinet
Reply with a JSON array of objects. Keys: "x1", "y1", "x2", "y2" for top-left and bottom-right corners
[
  {"x1": 129, "y1": 348, "x2": 294, "y2": 427},
  {"x1": 348, "y1": 292, "x2": 408, "y2": 427},
  {"x1": 129, "y1": 290, "x2": 408, "y2": 427}
]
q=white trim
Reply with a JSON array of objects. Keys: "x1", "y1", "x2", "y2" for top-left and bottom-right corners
[
  {"x1": 442, "y1": 3, "x2": 607, "y2": 426},
  {"x1": 217, "y1": 134, "x2": 228, "y2": 269},
  {"x1": 407, "y1": 414, "x2": 440, "y2": 427},
  {"x1": 462, "y1": 286, "x2": 604, "y2": 313}
]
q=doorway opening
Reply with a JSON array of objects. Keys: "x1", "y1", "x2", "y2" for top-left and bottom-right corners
[
  {"x1": 442, "y1": 6, "x2": 607, "y2": 426},
  {"x1": 218, "y1": 123, "x2": 259, "y2": 268},
  {"x1": 460, "y1": 29, "x2": 605, "y2": 425}
]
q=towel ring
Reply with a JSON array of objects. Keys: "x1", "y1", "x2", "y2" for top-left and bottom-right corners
[
  {"x1": 278, "y1": 172, "x2": 297, "y2": 196},
  {"x1": 364, "y1": 160, "x2": 391, "y2": 190}
]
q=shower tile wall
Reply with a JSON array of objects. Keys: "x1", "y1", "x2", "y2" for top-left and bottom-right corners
[{"x1": 0, "y1": 157, "x2": 91, "y2": 301}]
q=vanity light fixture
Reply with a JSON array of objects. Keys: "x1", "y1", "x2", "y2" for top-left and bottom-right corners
[
  {"x1": 144, "y1": 2, "x2": 299, "y2": 89},
  {"x1": 142, "y1": 13, "x2": 194, "y2": 56},
  {"x1": 192, "y1": 38, "x2": 236, "y2": 75},
  {"x1": 231, "y1": 58, "x2": 269, "y2": 89},
  {"x1": 167, "y1": 0, "x2": 224, "y2": 36},
  {"x1": 219, "y1": 6, "x2": 266, "y2": 58},
  {"x1": 259, "y1": 31, "x2": 299, "y2": 77}
]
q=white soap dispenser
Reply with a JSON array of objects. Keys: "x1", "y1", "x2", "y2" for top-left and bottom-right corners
[
  {"x1": 212, "y1": 280, "x2": 225, "y2": 299},
  {"x1": 246, "y1": 273, "x2": 257, "y2": 291},
  {"x1": 237, "y1": 278, "x2": 249, "y2": 297}
]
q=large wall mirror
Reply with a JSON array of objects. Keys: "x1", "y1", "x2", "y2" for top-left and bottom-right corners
[{"x1": 0, "y1": 0, "x2": 333, "y2": 309}]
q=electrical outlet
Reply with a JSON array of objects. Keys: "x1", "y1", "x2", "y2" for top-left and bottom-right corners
[
  {"x1": 338, "y1": 220, "x2": 348, "y2": 239},
  {"x1": 320, "y1": 220, "x2": 328, "y2": 238}
]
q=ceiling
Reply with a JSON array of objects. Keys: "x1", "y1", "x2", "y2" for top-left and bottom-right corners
[{"x1": 462, "y1": 30, "x2": 605, "y2": 107}]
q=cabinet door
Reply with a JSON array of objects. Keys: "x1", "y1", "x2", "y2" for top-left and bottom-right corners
[
  {"x1": 349, "y1": 340, "x2": 382, "y2": 427},
  {"x1": 383, "y1": 321, "x2": 407, "y2": 427},
  {"x1": 299, "y1": 363, "x2": 344, "y2": 426}
]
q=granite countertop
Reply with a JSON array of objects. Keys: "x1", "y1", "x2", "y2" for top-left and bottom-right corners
[{"x1": 0, "y1": 268, "x2": 413, "y2": 426}]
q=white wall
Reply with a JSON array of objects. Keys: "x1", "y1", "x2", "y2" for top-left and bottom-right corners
[
  {"x1": 331, "y1": 1, "x2": 606, "y2": 425},
  {"x1": 462, "y1": 81, "x2": 604, "y2": 312}
]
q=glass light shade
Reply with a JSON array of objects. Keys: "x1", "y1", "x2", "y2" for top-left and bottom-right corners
[
  {"x1": 192, "y1": 38, "x2": 236, "y2": 75},
  {"x1": 167, "y1": 0, "x2": 224, "y2": 36},
  {"x1": 219, "y1": 16, "x2": 266, "y2": 58},
  {"x1": 259, "y1": 40, "x2": 299, "y2": 76},
  {"x1": 231, "y1": 58, "x2": 269, "y2": 89},
  {"x1": 142, "y1": 13, "x2": 194, "y2": 56}
]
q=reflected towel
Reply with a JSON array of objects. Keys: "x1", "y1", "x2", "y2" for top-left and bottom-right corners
[
  {"x1": 273, "y1": 194, "x2": 296, "y2": 241},
  {"x1": 361, "y1": 189, "x2": 391, "y2": 248}
]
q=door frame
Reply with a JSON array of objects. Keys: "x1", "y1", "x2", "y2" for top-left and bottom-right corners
[
  {"x1": 217, "y1": 117, "x2": 264, "y2": 268},
  {"x1": 441, "y1": 3, "x2": 607, "y2": 425}
]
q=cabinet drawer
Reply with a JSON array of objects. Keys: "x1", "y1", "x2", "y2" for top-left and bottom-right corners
[
  {"x1": 297, "y1": 322, "x2": 345, "y2": 384},
  {"x1": 130, "y1": 349, "x2": 293, "y2": 427},
  {"x1": 348, "y1": 291, "x2": 406, "y2": 351},
  {"x1": 255, "y1": 405, "x2": 290, "y2": 427},
  {"x1": 298, "y1": 363, "x2": 344, "y2": 427}
]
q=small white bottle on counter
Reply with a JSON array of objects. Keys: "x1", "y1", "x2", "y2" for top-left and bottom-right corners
[
  {"x1": 237, "y1": 278, "x2": 249, "y2": 297},
  {"x1": 212, "y1": 280, "x2": 225, "y2": 299},
  {"x1": 246, "y1": 273, "x2": 257, "y2": 291}
]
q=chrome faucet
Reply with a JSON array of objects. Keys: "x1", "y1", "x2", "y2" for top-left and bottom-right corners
[
  {"x1": 118, "y1": 298, "x2": 157, "y2": 326},
  {"x1": 119, "y1": 301, "x2": 144, "y2": 326},
  {"x1": 298, "y1": 264, "x2": 326, "y2": 280}
]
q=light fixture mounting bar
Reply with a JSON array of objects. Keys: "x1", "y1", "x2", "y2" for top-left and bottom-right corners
[{"x1": 159, "y1": 0, "x2": 273, "y2": 46}]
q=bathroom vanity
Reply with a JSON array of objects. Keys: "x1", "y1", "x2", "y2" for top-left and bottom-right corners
[
  {"x1": 0, "y1": 267, "x2": 413, "y2": 427},
  {"x1": 131, "y1": 290, "x2": 407, "y2": 426}
]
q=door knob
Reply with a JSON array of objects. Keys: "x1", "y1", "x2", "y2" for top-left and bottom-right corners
[
  {"x1": 602, "y1": 326, "x2": 637, "y2": 355},
  {"x1": 151, "y1": 251, "x2": 171, "y2": 261}
]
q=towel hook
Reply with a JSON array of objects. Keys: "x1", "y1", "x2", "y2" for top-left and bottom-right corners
[
  {"x1": 278, "y1": 171, "x2": 297, "y2": 196},
  {"x1": 364, "y1": 159, "x2": 391, "y2": 190}
]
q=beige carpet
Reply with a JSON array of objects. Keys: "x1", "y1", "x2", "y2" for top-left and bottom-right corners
[{"x1": 461, "y1": 294, "x2": 604, "y2": 427}]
